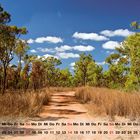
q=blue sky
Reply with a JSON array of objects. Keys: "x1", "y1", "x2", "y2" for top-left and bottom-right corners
[{"x1": 1, "y1": 0, "x2": 140, "y2": 71}]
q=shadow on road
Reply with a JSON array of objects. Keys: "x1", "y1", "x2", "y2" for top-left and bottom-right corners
[
  {"x1": 46, "y1": 109, "x2": 86, "y2": 115},
  {"x1": 30, "y1": 116, "x2": 69, "y2": 121}
]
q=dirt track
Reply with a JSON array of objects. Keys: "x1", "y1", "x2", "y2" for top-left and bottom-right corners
[
  {"x1": 39, "y1": 91, "x2": 93, "y2": 120},
  {"x1": 0, "y1": 91, "x2": 140, "y2": 140}
]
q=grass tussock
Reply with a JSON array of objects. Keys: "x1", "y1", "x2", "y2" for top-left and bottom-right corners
[
  {"x1": 0, "y1": 88, "x2": 51, "y2": 118},
  {"x1": 49, "y1": 87, "x2": 76, "y2": 92},
  {"x1": 75, "y1": 87, "x2": 140, "y2": 119}
]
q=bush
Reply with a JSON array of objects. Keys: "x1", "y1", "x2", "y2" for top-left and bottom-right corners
[{"x1": 125, "y1": 74, "x2": 139, "y2": 91}]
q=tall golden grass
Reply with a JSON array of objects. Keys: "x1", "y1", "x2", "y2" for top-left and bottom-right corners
[
  {"x1": 0, "y1": 88, "x2": 51, "y2": 117},
  {"x1": 48, "y1": 87, "x2": 76, "y2": 92},
  {"x1": 75, "y1": 87, "x2": 140, "y2": 119}
]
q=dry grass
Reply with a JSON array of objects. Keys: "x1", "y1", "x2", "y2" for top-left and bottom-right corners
[
  {"x1": 48, "y1": 87, "x2": 76, "y2": 92},
  {"x1": 75, "y1": 87, "x2": 140, "y2": 120},
  {"x1": 0, "y1": 88, "x2": 51, "y2": 118}
]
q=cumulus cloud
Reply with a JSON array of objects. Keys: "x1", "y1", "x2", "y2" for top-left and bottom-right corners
[
  {"x1": 55, "y1": 45, "x2": 95, "y2": 52},
  {"x1": 57, "y1": 52, "x2": 79, "y2": 59},
  {"x1": 38, "y1": 54, "x2": 58, "y2": 60},
  {"x1": 36, "y1": 36, "x2": 63, "y2": 43},
  {"x1": 96, "y1": 61, "x2": 106, "y2": 65},
  {"x1": 43, "y1": 54, "x2": 58, "y2": 59},
  {"x1": 55, "y1": 45, "x2": 73, "y2": 52},
  {"x1": 102, "y1": 41, "x2": 120, "y2": 50},
  {"x1": 27, "y1": 36, "x2": 63, "y2": 44},
  {"x1": 30, "y1": 49, "x2": 37, "y2": 53},
  {"x1": 100, "y1": 29, "x2": 134, "y2": 37},
  {"x1": 70, "y1": 62, "x2": 75, "y2": 70},
  {"x1": 38, "y1": 53, "x2": 79, "y2": 60},
  {"x1": 70, "y1": 62, "x2": 75, "y2": 67},
  {"x1": 27, "y1": 39, "x2": 34, "y2": 44},
  {"x1": 73, "y1": 32, "x2": 109, "y2": 41},
  {"x1": 73, "y1": 45, "x2": 95, "y2": 51},
  {"x1": 37, "y1": 47, "x2": 54, "y2": 53}
]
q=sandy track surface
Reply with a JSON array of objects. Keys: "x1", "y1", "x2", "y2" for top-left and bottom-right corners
[
  {"x1": 0, "y1": 91, "x2": 140, "y2": 140},
  {"x1": 39, "y1": 91, "x2": 93, "y2": 120}
]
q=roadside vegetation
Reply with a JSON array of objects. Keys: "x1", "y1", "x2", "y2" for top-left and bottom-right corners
[
  {"x1": 75, "y1": 87, "x2": 140, "y2": 120},
  {"x1": 0, "y1": 88, "x2": 51, "y2": 117},
  {"x1": 0, "y1": 4, "x2": 140, "y2": 118}
]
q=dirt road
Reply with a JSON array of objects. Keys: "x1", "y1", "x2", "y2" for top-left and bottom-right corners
[
  {"x1": 0, "y1": 91, "x2": 140, "y2": 140},
  {"x1": 39, "y1": 91, "x2": 92, "y2": 120}
]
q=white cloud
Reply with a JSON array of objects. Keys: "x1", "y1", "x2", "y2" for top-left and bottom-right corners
[
  {"x1": 43, "y1": 54, "x2": 58, "y2": 59},
  {"x1": 35, "y1": 36, "x2": 63, "y2": 43},
  {"x1": 100, "y1": 29, "x2": 134, "y2": 37},
  {"x1": 30, "y1": 49, "x2": 37, "y2": 53},
  {"x1": 27, "y1": 36, "x2": 63, "y2": 44},
  {"x1": 70, "y1": 62, "x2": 75, "y2": 67},
  {"x1": 57, "y1": 52, "x2": 79, "y2": 59},
  {"x1": 37, "y1": 54, "x2": 58, "y2": 60},
  {"x1": 70, "y1": 62, "x2": 75, "y2": 70},
  {"x1": 73, "y1": 45, "x2": 95, "y2": 51},
  {"x1": 55, "y1": 45, "x2": 73, "y2": 52},
  {"x1": 38, "y1": 53, "x2": 78, "y2": 60},
  {"x1": 55, "y1": 45, "x2": 95, "y2": 52},
  {"x1": 37, "y1": 47, "x2": 54, "y2": 53},
  {"x1": 102, "y1": 41, "x2": 120, "y2": 50},
  {"x1": 96, "y1": 61, "x2": 106, "y2": 65},
  {"x1": 27, "y1": 39, "x2": 34, "y2": 44},
  {"x1": 73, "y1": 32, "x2": 109, "y2": 41}
]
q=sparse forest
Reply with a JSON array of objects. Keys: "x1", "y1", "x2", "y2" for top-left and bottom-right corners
[
  {"x1": 0, "y1": 4, "x2": 140, "y2": 118},
  {"x1": 0, "y1": 3, "x2": 140, "y2": 94}
]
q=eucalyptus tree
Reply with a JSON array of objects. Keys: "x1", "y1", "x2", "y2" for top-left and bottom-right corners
[
  {"x1": 59, "y1": 68, "x2": 73, "y2": 87},
  {"x1": 120, "y1": 33, "x2": 140, "y2": 90},
  {"x1": 131, "y1": 21, "x2": 140, "y2": 30},
  {"x1": 87, "y1": 61, "x2": 103, "y2": 86},
  {"x1": 15, "y1": 40, "x2": 29, "y2": 74},
  {"x1": 105, "y1": 53, "x2": 129, "y2": 88},
  {"x1": 74, "y1": 53, "x2": 93, "y2": 86},
  {"x1": 0, "y1": 5, "x2": 27, "y2": 94},
  {"x1": 30, "y1": 59, "x2": 45, "y2": 90},
  {"x1": 43, "y1": 57, "x2": 62, "y2": 87},
  {"x1": 21, "y1": 54, "x2": 36, "y2": 91}
]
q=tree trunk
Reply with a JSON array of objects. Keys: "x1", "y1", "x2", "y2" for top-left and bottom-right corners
[
  {"x1": 83, "y1": 68, "x2": 87, "y2": 86},
  {"x1": 17, "y1": 55, "x2": 22, "y2": 89},
  {"x1": 2, "y1": 65, "x2": 7, "y2": 95}
]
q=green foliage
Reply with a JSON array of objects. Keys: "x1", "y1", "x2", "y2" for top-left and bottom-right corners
[
  {"x1": 104, "y1": 32, "x2": 140, "y2": 91},
  {"x1": 43, "y1": 57, "x2": 62, "y2": 87},
  {"x1": 74, "y1": 53, "x2": 93, "y2": 86},
  {"x1": 30, "y1": 60, "x2": 45, "y2": 90},
  {"x1": 0, "y1": 4, "x2": 27, "y2": 94},
  {"x1": 58, "y1": 68, "x2": 73, "y2": 87},
  {"x1": 74, "y1": 53, "x2": 103, "y2": 87},
  {"x1": 125, "y1": 74, "x2": 139, "y2": 91},
  {"x1": 103, "y1": 64, "x2": 127, "y2": 88},
  {"x1": 0, "y1": 4, "x2": 11, "y2": 24},
  {"x1": 87, "y1": 61, "x2": 103, "y2": 86},
  {"x1": 122, "y1": 33, "x2": 140, "y2": 90},
  {"x1": 131, "y1": 21, "x2": 140, "y2": 30}
]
